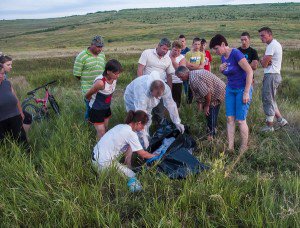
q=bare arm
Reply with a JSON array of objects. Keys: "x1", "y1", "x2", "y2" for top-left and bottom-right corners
[
  {"x1": 166, "y1": 73, "x2": 172, "y2": 89},
  {"x1": 238, "y1": 58, "x2": 253, "y2": 103},
  {"x1": 137, "y1": 64, "x2": 145, "y2": 77},
  {"x1": 204, "y1": 91, "x2": 212, "y2": 116},
  {"x1": 260, "y1": 55, "x2": 272, "y2": 68},
  {"x1": 11, "y1": 87, "x2": 24, "y2": 119},
  {"x1": 250, "y1": 60, "x2": 259, "y2": 71},
  {"x1": 85, "y1": 80, "x2": 105, "y2": 100},
  {"x1": 136, "y1": 150, "x2": 155, "y2": 159}
]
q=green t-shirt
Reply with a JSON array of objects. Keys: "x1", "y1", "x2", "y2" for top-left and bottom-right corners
[
  {"x1": 73, "y1": 49, "x2": 106, "y2": 95},
  {"x1": 185, "y1": 51, "x2": 205, "y2": 65}
]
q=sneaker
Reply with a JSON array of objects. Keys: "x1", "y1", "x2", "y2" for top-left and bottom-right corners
[
  {"x1": 260, "y1": 125, "x2": 274, "y2": 133},
  {"x1": 127, "y1": 177, "x2": 143, "y2": 192},
  {"x1": 277, "y1": 118, "x2": 288, "y2": 127}
]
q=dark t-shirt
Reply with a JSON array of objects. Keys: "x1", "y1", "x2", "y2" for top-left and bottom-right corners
[
  {"x1": 181, "y1": 47, "x2": 190, "y2": 55},
  {"x1": 238, "y1": 46, "x2": 259, "y2": 64},
  {"x1": 0, "y1": 80, "x2": 19, "y2": 122}
]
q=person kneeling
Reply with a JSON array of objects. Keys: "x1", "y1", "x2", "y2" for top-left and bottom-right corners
[{"x1": 91, "y1": 110, "x2": 156, "y2": 192}]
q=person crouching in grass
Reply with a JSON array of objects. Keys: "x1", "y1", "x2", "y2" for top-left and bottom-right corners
[
  {"x1": 85, "y1": 59, "x2": 122, "y2": 140},
  {"x1": 176, "y1": 66, "x2": 226, "y2": 140},
  {"x1": 92, "y1": 110, "x2": 155, "y2": 192}
]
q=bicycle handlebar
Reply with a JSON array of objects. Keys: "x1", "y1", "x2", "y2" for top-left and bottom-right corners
[{"x1": 27, "y1": 80, "x2": 57, "y2": 95}]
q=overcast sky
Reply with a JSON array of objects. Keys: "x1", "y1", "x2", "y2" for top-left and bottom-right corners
[{"x1": 1, "y1": 0, "x2": 299, "y2": 20}]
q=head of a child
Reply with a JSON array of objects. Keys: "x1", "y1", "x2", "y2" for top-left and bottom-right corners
[
  {"x1": 103, "y1": 59, "x2": 123, "y2": 80},
  {"x1": 192, "y1": 37, "x2": 201, "y2": 52},
  {"x1": 125, "y1": 110, "x2": 149, "y2": 131},
  {"x1": 200, "y1": 38, "x2": 207, "y2": 52}
]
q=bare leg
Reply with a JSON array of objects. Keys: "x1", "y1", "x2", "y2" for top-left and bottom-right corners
[
  {"x1": 124, "y1": 147, "x2": 133, "y2": 168},
  {"x1": 227, "y1": 116, "x2": 235, "y2": 151},
  {"x1": 94, "y1": 124, "x2": 106, "y2": 141},
  {"x1": 22, "y1": 124, "x2": 31, "y2": 135},
  {"x1": 237, "y1": 120, "x2": 249, "y2": 151}
]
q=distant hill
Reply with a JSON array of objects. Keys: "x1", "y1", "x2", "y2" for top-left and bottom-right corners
[{"x1": 0, "y1": 3, "x2": 299, "y2": 57}]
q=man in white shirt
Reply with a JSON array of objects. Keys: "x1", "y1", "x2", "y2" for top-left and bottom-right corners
[
  {"x1": 137, "y1": 38, "x2": 175, "y2": 124},
  {"x1": 124, "y1": 71, "x2": 184, "y2": 148},
  {"x1": 259, "y1": 27, "x2": 288, "y2": 132}
]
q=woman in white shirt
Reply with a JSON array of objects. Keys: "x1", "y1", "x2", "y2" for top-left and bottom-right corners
[{"x1": 92, "y1": 110, "x2": 155, "y2": 192}]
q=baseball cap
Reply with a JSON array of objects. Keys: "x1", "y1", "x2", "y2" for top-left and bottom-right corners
[{"x1": 91, "y1": 35, "x2": 104, "y2": 47}]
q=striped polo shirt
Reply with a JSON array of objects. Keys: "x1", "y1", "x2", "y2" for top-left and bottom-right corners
[{"x1": 73, "y1": 48, "x2": 106, "y2": 95}]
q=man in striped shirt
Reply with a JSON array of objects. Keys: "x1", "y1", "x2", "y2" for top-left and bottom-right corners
[
  {"x1": 176, "y1": 66, "x2": 226, "y2": 140},
  {"x1": 73, "y1": 35, "x2": 106, "y2": 119}
]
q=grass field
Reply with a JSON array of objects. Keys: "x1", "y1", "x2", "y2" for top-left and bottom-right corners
[{"x1": 0, "y1": 3, "x2": 300, "y2": 227}]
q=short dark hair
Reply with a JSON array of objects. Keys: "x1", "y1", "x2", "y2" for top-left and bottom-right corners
[
  {"x1": 178, "y1": 34, "x2": 186, "y2": 39},
  {"x1": 0, "y1": 63, "x2": 3, "y2": 71},
  {"x1": 159, "y1": 38, "x2": 171, "y2": 48},
  {"x1": 103, "y1": 59, "x2": 122, "y2": 75},
  {"x1": 258, "y1": 27, "x2": 272, "y2": 35},
  {"x1": 193, "y1": 37, "x2": 201, "y2": 44},
  {"x1": 0, "y1": 55, "x2": 12, "y2": 64},
  {"x1": 200, "y1": 38, "x2": 207, "y2": 44},
  {"x1": 241, "y1": 32, "x2": 250, "y2": 38},
  {"x1": 209, "y1": 34, "x2": 228, "y2": 49}
]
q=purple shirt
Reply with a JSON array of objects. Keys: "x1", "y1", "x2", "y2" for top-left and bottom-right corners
[{"x1": 221, "y1": 48, "x2": 246, "y2": 89}]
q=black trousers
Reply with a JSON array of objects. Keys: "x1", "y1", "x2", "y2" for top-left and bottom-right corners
[
  {"x1": 0, "y1": 115, "x2": 29, "y2": 150},
  {"x1": 171, "y1": 83, "x2": 183, "y2": 108},
  {"x1": 206, "y1": 105, "x2": 220, "y2": 136}
]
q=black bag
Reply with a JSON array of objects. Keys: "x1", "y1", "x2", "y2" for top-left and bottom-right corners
[{"x1": 148, "y1": 121, "x2": 209, "y2": 179}]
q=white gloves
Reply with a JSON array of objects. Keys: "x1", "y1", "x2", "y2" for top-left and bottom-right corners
[{"x1": 175, "y1": 123, "x2": 185, "y2": 134}]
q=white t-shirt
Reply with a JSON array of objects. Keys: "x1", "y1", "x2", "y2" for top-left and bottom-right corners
[
  {"x1": 264, "y1": 39, "x2": 282, "y2": 74},
  {"x1": 167, "y1": 51, "x2": 185, "y2": 84},
  {"x1": 138, "y1": 49, "x2": 175, "y2": 81},
  {"x1": 93, "y1": 124, "x2": 143, "y2": 164}
]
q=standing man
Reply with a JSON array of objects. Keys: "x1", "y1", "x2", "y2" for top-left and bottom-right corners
[
  {"x1": 73, "y1": 35, "x2": 106, "y2": 119},
  {"x1": 137, "y1": 38, "x2": 175, "y2": 124},
  {"x1": 258, "y1": 27, "x2": 288, "y2": 132},
  {"x1": 176, "y1": 66, "x2": 225, "y2": 140},
  {"x1": 238, "y1": 32, "x2": 259, "y2": 82}
]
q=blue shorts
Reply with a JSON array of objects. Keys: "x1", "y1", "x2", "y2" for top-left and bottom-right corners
[{"x1": 225, "y1": 86, "x2": 252, "y2": 121}]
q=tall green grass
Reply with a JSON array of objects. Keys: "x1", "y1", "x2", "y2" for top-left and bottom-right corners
[{"x1": 0, "y1": 53, "x2": 299, "y2": 226}]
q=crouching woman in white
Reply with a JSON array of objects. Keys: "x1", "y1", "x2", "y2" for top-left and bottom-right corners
[{"x1": 92, "y1": 110, "x2": 155, "y2": 192}]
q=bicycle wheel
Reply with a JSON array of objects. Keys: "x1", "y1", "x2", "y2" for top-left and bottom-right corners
[
  {"x1": 22, "y1": 103, "x2": 44, "y2": 122},
  {"x1": 48, "y1": 95, "x2": 60, "y2": 115}
]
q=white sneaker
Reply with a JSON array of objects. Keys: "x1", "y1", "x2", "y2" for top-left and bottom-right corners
[
  {"x1": 277, "y1": 118, "x2": 288, "y2": 127},
  {"x1": 260, "y1": 125, "x2": 274, "y2": 133}
]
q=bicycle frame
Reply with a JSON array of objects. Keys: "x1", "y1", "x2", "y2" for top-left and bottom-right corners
[{"x1": 23, "y1": 80, "x2": 57, "y2": 111}]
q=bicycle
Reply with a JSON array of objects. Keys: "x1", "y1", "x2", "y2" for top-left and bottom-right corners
[{"x1": 22, "y1": 80, "x2": 60, "y2": 122}]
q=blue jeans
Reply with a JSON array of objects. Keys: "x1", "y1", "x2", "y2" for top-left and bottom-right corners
[
  {"x1": 84, "y1": 99, "x2": 91, "y2": 120},
  {"x1": 225, "y1": 86, "x2": 253, "y2": 121}
]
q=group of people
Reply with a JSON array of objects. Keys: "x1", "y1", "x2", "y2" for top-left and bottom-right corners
[{"x1": 0, "y1": 26, "x2": 288, "y2": 192}]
